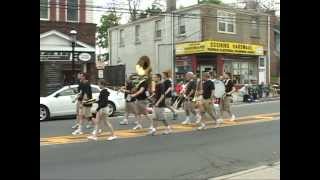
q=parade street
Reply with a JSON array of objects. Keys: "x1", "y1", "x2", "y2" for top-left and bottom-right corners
[{"x1": 40, "y1": 100, "x2": 280, "y2": 179}]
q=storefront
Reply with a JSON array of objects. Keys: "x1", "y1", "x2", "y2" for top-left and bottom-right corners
[
  {"x1": 175, "y1": 40, "x2": 266, "y2": 84},
  {"x1": 40, "y1": 30, "x2": 96, "y2": 96}
]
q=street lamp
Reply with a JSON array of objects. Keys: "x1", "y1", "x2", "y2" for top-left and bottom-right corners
[{"x1": 70, "y1": 29, "x2": 77, "y2": 84}]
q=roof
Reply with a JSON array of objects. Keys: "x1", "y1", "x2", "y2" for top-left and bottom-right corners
[{"x1": 109, "y1": 3, "x2": 271, "y2": 31}]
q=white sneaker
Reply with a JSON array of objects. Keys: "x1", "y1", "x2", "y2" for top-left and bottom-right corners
[
  {"x1": 86, "y1": 124, "x2": 93, "y2": 129},
  {"x1": 195, "y1": 115, "x2": 202, "y2": 124},
  {"x1": 72, "y1": 123, "x2": 79, "y2": 129},
  {"x1": 149, "y1": 126, "x2": 154, "y2": 130},
  {"x1": 148, "y1": 128, "x2": 157, "y2": 135},
  {"x1": 107, "y1": 136, "x2": 117, "y2": 141},
  {"x1": 91, "y1": 129, "x2": 102, "y2": 135},
  {"x1": 230, "y1": 115, "x2": 236, "y2": 121},
  {"x1": 217, "y1": 118, "x2": 224, "y2": 124},
  {"x1": 87, "y1": 135, "x2": 98, "y2": 141},
  {"x1": 162, "y1": 127, "x2": 172, "y2": 135},
  {"x1": 132, "y1": 124, "x2": 142, "y2": 130},
  {"x1": 182, "y1": 119, "x2": 191, "y2": 125},
  {"x1": 72, "y1": 129, "x2": 83, "y2": 135},
  {"x1": 197, "y1": 123, "x2": 206, "y2": 130},
  {"x1": 120, "y1": 119, "x2": 129, "y2": 125}
]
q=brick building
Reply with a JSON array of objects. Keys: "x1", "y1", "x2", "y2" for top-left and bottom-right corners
[
  {"x1": 109, "y1": 3, "x2": 275, "y2": 84},
  {"x1": 40, "y1": 0, "x2": 96, "y2": 96}
]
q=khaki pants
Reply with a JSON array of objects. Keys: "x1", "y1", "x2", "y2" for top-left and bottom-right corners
[
  {"x1": 136, "y1": 100, "x2": 149, "y2": 114},
  {"x1": 184, "y1": 100, "x2": 197, "y2": 116},
  {"x1": 78, "y1": 103, "x2": 92, "y2": 118},
  {"x1": 199, "y1": 99, "x2": 216, "y2": 121},
  {"x1": 153, "y1": 107, "x2": 168, "y2": 127},
  {"x1": 220, "y1": 95, "x2": 232, "y2": 116},
  {"x1": 125, "y1": 101, "x2": 138, "y2": 115}
]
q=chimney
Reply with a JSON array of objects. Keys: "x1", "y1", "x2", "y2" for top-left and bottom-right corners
[{"x1": 166, "y1": 0, "x2": 176, "y2": 12}]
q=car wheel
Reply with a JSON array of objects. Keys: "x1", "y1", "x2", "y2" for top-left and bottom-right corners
[
  {"x1": 40, "y1": 105, "x2": 50, "y2": 121},
  {"x1": 106, "y1": 101, "x2": 116, "y2": 117}
]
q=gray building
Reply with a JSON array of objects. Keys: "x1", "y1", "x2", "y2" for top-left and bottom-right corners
[{"x1": 109, "y1": 3, "x2": 274, "y2": 84}]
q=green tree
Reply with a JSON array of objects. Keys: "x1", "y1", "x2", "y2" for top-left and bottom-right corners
[
  {"x1": 97, "y1": 13, "x2": 120, "y2": 49},
  {"x1": 199, "y1": 0, "x2": 222, "y2": 5}
]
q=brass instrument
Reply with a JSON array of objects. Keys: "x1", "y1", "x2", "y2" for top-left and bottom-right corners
[
  {"x1": 192, "y1": 75, "x2": 204, "y2": 106},
  {"x1": 127, "y1": 56, "x2": 153, "y2": 101}
]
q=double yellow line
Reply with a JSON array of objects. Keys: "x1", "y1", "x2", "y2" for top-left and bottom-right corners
[{"x1": 40, "y1": 112, "x2": 280, "y2": 146}]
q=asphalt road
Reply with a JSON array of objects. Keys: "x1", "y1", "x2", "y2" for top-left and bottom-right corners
[
  {"x1": 40, "y1": 100, "x2": 280, "y2": 138},
  {"x1": 40, "y1": 101, "x2": 280, "y2": 179}
]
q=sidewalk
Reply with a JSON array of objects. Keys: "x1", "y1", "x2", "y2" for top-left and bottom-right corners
[
  {"x1": 210, "y1": 162, "x2": 280, "y2": 180},
  {"x1": 232, "y1": 93, "x2": 280, "y2": 105}
]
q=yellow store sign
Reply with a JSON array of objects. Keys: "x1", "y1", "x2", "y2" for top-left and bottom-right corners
[{"x1": 176, "y1": 40, "x2": 264, "y2": 56}]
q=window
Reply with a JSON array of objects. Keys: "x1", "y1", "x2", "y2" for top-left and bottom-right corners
[
  {"x1": 155, "y1": 20, "x2": 162, "y2": 39},
  {"x1": 178, "y1": 15, "x2": 186, "y2": 35},
  {"x1": 59, "y1": 88, "x2": 77, "y2": 96},
  {"x1": 259, "y1": 57, "x2": 265, "y2": 67},
  {"x1": 40, "y1": 0, "x2": 49, "y2": 20},
  {"x1": 251, "y1": 17, "x2": 259, "y2": 37},
  {"x1": 119, "y1": 29, "x2": 124, "y2": 47},
  {"x1": 135, "y1": 25, "x2": 141, "y2": 44},
  {"x1": 217, "y1": 10, "x2": 236, "y2": 34},
  {"x1": 275, "y1": 33, "x2": 280, "y2": 52},
  {"x1": 67, "y1": 0, "x2": 79, "y2": 22},
  {"x1": 91, "y1": 87, "x2": 100, "y2": 94}
]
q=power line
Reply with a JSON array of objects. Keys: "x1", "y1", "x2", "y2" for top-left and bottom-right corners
[{"x1": 40, "y1": 2, "x2": 274, "y2": 25}]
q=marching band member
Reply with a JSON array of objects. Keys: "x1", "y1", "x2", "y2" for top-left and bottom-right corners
[
  {"x1": 72, "y1": 73, "x2": 93, "y2": 135},
  {"x1": 162, "y1": 71, "x2": 178, "y2": 120},
  {"x1": 196, "y1": 72, "x2": 218, "y2": 130},
  {"x1": 148, "y1": 74, "x2": 172, "y2": 135},
  {"x1": 181, "y1": 72, "x2": 201, "y2": 125},
  {"x1": 128, "y1": 75, "x2": 154, "y2": 131},
  {"x1": 87, "y1": 80, "x2": 117, "y2": 141},
  {"x1": 119, "y1": 76, "x2": 139, "y2": 125},
  {"x1": 220, "y1": 72, "x2": 236, "y2": 122}
]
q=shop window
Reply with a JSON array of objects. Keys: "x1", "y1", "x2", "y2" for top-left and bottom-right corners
[{"x1": 67, "y1": 0, "x2": 79, "y2": 22}]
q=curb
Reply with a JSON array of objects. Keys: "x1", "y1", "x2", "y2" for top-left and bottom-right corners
[{"x1": 210, "y1": 162, "x2": 280, "y2": 180}]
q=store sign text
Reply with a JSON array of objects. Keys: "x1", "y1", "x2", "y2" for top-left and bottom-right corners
[{"x1": 176, "y1": 40, "x2": 264, "y2": 56}]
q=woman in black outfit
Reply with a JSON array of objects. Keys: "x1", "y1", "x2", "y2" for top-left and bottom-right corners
[{"x1": 87, "y1": 80, "x2": 117, "y2": 141}]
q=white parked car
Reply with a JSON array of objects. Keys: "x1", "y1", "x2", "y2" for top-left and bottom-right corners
[{"x1": 40, "y1": 85, "x2": 125, "y2": 121}]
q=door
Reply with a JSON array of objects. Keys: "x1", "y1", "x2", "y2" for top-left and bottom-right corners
[
  {"x1": 199, "y1": 65, "x2": 214, "y2": 79},
  {"x1": 258, "y1": 56, "x2": 266, "y2": 84}
]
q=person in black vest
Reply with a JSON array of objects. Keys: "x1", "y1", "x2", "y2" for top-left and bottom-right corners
[
  {"x1": 148, "y1": 74, "x2": 172, "y2": 135},
  {"x1": 119, "y1": 76, "x2": 139, "y2": 125},
  {"x1": 162, "y1": 71, "x2": 178, "y2": 120},
  {"x1": 72, "y1": 72, "x2": 83, "y2": 130},
  {"x1": 181, "y1": 72, "x2": 201, "y2": 125},
  {"x1": 220, "y1": 72, "x2": 236, "y2": 122},
  {"x1": 87, "y1": 80, "x2": 117, "y2": 141},
  {"x1": 128, "y1": 76, "x2": 154, "y2": 131},
  {"x1": 196, "y1": 72, "x2": 218, "y2": 130},
  {"x1": 72, "y1": 73, "x2": 93, "y2": 135}
]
